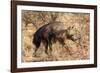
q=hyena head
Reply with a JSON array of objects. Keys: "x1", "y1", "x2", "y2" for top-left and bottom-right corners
[{"x1": 66, "y1": 26, "x2": 81, "y2": 41}]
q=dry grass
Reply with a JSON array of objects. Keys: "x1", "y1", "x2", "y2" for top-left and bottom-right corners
[{"x1": 21, "y1": 10, "x2": 90, "y2": 62}]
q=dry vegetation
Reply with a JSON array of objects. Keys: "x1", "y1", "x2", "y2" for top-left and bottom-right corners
[{"x1": 21, "y1": 10, "x2": 90, "y2": 62}]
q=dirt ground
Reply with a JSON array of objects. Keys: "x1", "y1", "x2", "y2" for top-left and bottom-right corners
[{"x1": 21, "y1": 10, "x2": 90, "y2": 62}]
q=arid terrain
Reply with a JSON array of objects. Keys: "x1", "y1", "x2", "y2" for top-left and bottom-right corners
[{"x1": 21, "y1": 10, "x2": 90, "y2": 62}]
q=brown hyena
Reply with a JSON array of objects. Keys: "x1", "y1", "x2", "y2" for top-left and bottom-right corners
[{"x1": 33, "y1": 23, "x2": 81, "y2": 56}]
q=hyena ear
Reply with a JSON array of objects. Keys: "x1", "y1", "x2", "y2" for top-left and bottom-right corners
[
  {"x1": 67, "y1": 27, "x2": 71, "y2": 30},
  {"x1": 71, "y1": 26, "x2": 74, "y2": 29}
]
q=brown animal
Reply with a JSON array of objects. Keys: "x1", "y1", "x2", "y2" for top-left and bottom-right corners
[{"x1": 33, "y1": 23, "x2": 81, "y2": 56}]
